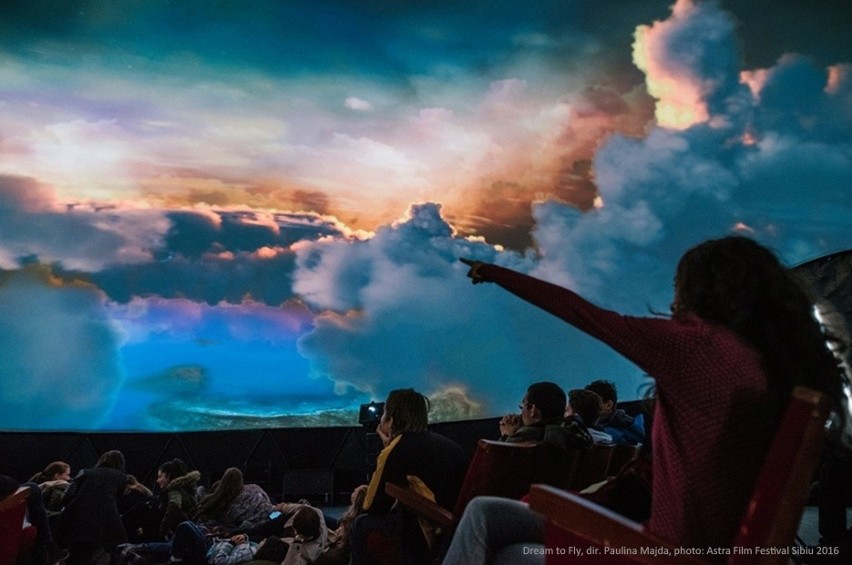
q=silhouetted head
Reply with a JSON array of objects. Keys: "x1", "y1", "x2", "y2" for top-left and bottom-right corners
[
  {"x1": 568, "y1": 389, "x2": 604, "y2": 426},
  {"x1": 214, "y1": 467, "x2": 243, "y2": 499},
  {"x1": 156, "y1": 458, "x2": 188, "y2": 488},
  {"x1": 673, "y1": 236, "x2": 789, "y2": 323},
  {"x1": 382, "y1": 388, "x2": 429, "y2": 436},
  {"x1": 585, "y1": 379, "x2": 618, "y2": 416},
  {"x1": 293, "y1": 506, "x2": 322, "y2": 540},
  {"x1": 523, "y1": 381, "x2": 567, "y2": 424},
  {"x1": 97, "y1": 450, "x2": 126, "y2": 473}
]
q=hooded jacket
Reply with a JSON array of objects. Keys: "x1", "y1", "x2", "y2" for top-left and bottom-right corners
[{"x1": 160, "y1": 470, "x2": 201, "y2": 538}]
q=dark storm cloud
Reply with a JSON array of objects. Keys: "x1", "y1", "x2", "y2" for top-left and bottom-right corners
[
  {"x1": 52, "y1": 209, "x2": 348, "y2": 305},
  {"x1": 79, "y1": 250, "x2": 299, "y2": 306},
  {"x1": 164, "y1": 210, "x2": 343, "y2": 259},
  {"x1": 0, "y1": 174, "x2": 348, "y2": 305},
  {"x1": 0, "y1": 175, "x2": 168, "y2": 271}
]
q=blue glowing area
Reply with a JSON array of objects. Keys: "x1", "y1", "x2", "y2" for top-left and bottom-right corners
[{"x1": 103, "y1": 298, "x2": 370, "y2": 431}]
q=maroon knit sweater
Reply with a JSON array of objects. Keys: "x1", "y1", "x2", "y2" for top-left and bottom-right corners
[{"x1": 479, "y1": 264, "x2": 772, "y2": 550}]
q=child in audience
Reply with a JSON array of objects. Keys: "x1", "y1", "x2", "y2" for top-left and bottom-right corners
[
  {"x1": 584, "y1": 379, "x2": 645, "y2": 444},
  {"x1": 315, "y1": 486, "x2": 367, "y2": 565},
  {"x1": 449, "y1": 236, "x2": 846, "y2": 562},
  {"x1": 565, "y1": 388, "x2": 612, "y2": 444}
]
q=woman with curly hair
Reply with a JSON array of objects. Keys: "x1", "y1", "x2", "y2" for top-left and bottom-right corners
[{"x1": 445, "y1": 236, "x2": 846, "y2": 562}]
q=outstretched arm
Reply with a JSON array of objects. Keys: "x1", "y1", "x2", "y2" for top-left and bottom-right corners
[
  {"x1": 460, "y1": 257, "x2": 487, "y2": 284},
  {"x1": 458, "y1": 258, "x2": 690, "y2": 380}
]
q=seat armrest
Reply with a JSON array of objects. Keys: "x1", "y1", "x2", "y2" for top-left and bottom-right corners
[
  {"x1": 385, "y1": 482, "x2": 454, "y2": 529},
  {"x1": 0, "y1": 487, "x2": 30, "y2": 512},
  {"x1": 528, "y1": 484, "x2": 706, "y2": 564}
]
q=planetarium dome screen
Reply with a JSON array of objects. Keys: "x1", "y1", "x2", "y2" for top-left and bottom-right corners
[{"x1": 2, "y1": 0, "x2": 851, "y2": 432}]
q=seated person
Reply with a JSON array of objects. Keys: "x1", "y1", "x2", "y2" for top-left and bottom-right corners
[
  {"x1": 120, "y1": 475, "x2": 161, "y2": 543},
  {"x1": 498, "y1": 381, "x2": 566, "y2": 443},
  {"x1": 584, "y1": 379, "x2": 644, "y2": 444},
  {"x1": 156, "y1": 458, "x2": 202, "y2": 540},
  {"x1": 349, "y1": 388, "x2": 469, "y2": 565},
  {"x1": 548, "y1": 388, "x2": 612, "y2": 448},
  {"x1": 194, "y1": 467, "x2": 274, "y2": 529},
  {"x1": 565, "y1": 388, "x2": 612, "y2": 443},
  {"x1": 315, "y1": 486, "x2": 367, "y2": 565},
  {"x1": 28, "y1": 461, "x2": 72, "y2": 514}
]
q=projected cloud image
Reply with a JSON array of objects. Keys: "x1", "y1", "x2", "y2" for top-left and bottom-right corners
[{"x1": 1, "y1": 0, "x2": 850, "y2": 431}]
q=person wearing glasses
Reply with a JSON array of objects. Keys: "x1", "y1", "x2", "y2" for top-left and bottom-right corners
[{"x1": 499, "y1": 381, "x2": 567, "y2": 443}]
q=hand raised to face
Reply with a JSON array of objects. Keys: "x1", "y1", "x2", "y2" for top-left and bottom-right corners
[{"x1": 499, "y1": 413, "x2": 522, "y2": 438}]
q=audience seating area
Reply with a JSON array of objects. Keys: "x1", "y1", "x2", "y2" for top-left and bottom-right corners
[
  {"x1": 385, "y1": 437, "x2": 638, "y2": 562},
  {"x1": 0, "y1": 417, "x2": 501, "y2": 505},
  {"x1": 528, "y1": 386, "x2": 831, "y2": 564}
]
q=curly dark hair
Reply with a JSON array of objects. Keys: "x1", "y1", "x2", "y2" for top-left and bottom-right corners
[{"x1": 674, "y1": 236, "x2": 845, "y2": 421}]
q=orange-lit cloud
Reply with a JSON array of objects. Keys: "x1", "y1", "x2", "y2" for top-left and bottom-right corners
[{"x1": 631, "y1": 0, "x2": 744, "y2": 131}]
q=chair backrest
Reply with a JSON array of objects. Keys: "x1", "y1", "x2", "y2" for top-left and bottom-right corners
[
  {"x1": 570, "y1": 443, "x2": 616, "y2": 491},
  {"x1": 450, "y1": 439, "x2": 554, "y2": 521},
  {"x1": 0, "y1": 486, "x2": 31, "y2": 565},
  {"x1": 608, "y1": 444, "x2": 640, "y2": 477},
  {"x1": 529, "y1": 386, "x2": 832, "y2": 565},
  {"x1": 730, "y1": 386, "x2": 831, "y2": 560}
]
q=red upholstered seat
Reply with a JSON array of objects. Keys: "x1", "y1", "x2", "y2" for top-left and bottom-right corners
[
  {"x1": 528, "y1": 386, "x2": 831, "y2": 564},
  {"x1": 386, "y1": 438, "x2": 583, "y2": 562},
  {"x1": 569, "y1": 443, "x2": 616, "y2": 491},
  {"x1": 0, "y1": 486, "x2": 38, "y2": 565}
]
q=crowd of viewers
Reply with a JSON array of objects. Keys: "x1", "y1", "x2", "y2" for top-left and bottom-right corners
[
  {"x1": 3, "y1": 236, "x2": 851, "y2": 565},
  {"x1": 2, "y1": 379, "x2": 639, "y2": 565}
]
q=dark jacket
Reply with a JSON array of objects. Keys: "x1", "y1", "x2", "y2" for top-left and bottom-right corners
[
  {"x1": 503, "y1": 417, "x2": 594, "y2": 449},
  {"x1": 545, "y1": 415, "x2": 595, "y2": 450},
  {"x1": 55, "y1": 466, "x2": 128, "y2": 549},
  {"x1": 159, "y1": 470, "x2": 201, "y2": 538},
  {"x1": 364, "y1": 431, "x2": 468, "y2": 515}
]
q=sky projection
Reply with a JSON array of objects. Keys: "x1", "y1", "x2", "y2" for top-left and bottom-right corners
[{"x1": 1, "y1": 0, "x2": 851, "y2": 431}]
